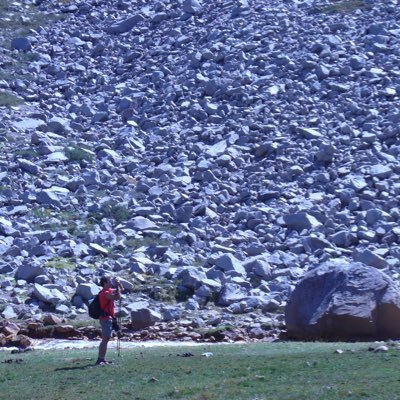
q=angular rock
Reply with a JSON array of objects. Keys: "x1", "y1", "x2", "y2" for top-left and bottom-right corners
[
  {"x1": 183, "y1": 0, "x2": 203, "y2": 14},
  {"x1": 1, "y1": 305, "x2": 18, "y2": 319},
  {"x1": 15, "y1": 263, "x2": 45, "y2": 282},
  {"x1": 18, "y1": 159, "x2": 41, "y2": 175},
  {"x1": 130, "y1": 305, "x2": 162, "y2": 330},
  {"x1": 243, "y1": 258, "x2": 272, "y2": 280},
  {"x1": 0, "y1": 217, "x2": 16, "y2": 236},
  {"x1": 216, "y1": 283, "x2": 248, "y2": 306},
  {"x1": 215, "y1": 254, "x2": 246, "y2": 276},
  {"x1": 33, "y1": 283, "x2": 67, "y2": 305},
  {"x1": 11, "y1": 37, "x2": 31, "y2": 51},
  {"x1": 2, "y1": 322, "x2": 20, "y2": 336},
  {"x1": 178, "y1": 267, "x2": 207, "y2": 290},
  {"x1": 108, "y1": 14, "x2": 145, "y2": 34},
  {"x1": 283, "y1": 213, "x2": 323, "y2": 231},
  {"x1": 126, "y1": 217, "x2": 157, "y2": 231},
  {"x1": 75, "y1": 283, "x2": 100, "y2": 301},
  {"x1": 353, "y1": 249, "x2": 388, "y2": 269}
]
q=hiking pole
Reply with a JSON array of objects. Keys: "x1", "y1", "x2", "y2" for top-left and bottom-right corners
[{"x1": 117, "y1": 297, "x2": 122, "y2": 357}]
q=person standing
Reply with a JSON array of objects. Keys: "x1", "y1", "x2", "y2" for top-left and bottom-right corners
[{"x1": 96, "y1": 276, "x2": 123, "y2": 365}]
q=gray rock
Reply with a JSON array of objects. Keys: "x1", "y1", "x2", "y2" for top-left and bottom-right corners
[
  {"x1": 1, "y1": 305, "x2": 18, "y2": 319},
  {"x1": 89, "y1": 243, "x2": 109, "y2": 256},
  {"x1": 345, "y1": 175, "x2": 368, "y2": 191},
  {"x1": 34, "y1": 275, "x2": 51, "y2": 285},
  {"x1": 297, "y1": 127, "x2": 322, "y2": 139},
  {"x1": 369, "y1": 164, "x2": 392, "y2": 179},
  {"x1": 330, "y1": 230, "x2": 357, "y2": 247},
  {"x1": 130, "y1": 305, "x2": 162, "y2": 330},
  {"x1": 75, "y1": 283, "x2": 100, "y2": 301},
  {"x1": 18, "y1": 159, "x2": 42, "y2": 175},
  {"x1": 350, "y1": 55, "x2": 366, "y2": 70},
  {"x1": 162, "y1": 306, "x2": 182, "y2": 322},
  {"x1": 45, "y1": 152, "x2": 68, "y2": 163},
  {"x1": 283, "y1": 213, "x2": 323, "y2": 231},
  {"x1": 108, "y1": 14, "x2": 145, "y2": 34},
  {"x1": 217, "y1": 283, "x2": 248, "y2": 306},
  {"x1": 13, "y1": 118, "x2": 46, "y2": 130},
  {"x1": 91, "y1": 112, "x2": 109, "y2": 124},
  {"x1": 183, "y1": 0, "x2": 203, "y2": 14},
  {"x1": 36, "y1": 190, "x2": 62, "y2": 207},
  {"x1": 178, "y1": 267, "x2": 207, "y2": 290},
  {"x1": 15, "y1": 263, "x2": 45, "y2": 282},
  {"x1": 286, "y1": 261, "x2": 400, "y2": 339},
  {"x1": 185, "y1": 298, "x2": 199, "y2": 310},
  {"x1": 126, "y1": 217, "x2": 157, "y2": 230},
  {"x1": 72, "y1": 294, "x2": 85, "y2": 308},
  {"x1": 315, "y1": 143, "x2": 336, "y2": 162},
  {"x1": 261, "y1": 297, "x2": 281, "y2": 312},
  {"x1": 353, "y1": 248, "x2": 388, "y2": 269},
  {"x1": 176, "y1": 205, "x2": 193, "y2": 223},
  {"x1": 244, "y1": 258, "x2": 272, "y2": 280},
  {"x1": 47, "y1": 117, "x2": 70, "y2": 134},
  {"x1": 33, "y1": 283, "x2": 67, "y2": 305},
  {"x1": 302, "y1": 236, "x2": 333, "y2": 253},
  {"x1": 11, "y1": 37, "x2": 31, "y2": 51},
  {"x1": 215, "y1": 254, "x2": 246, "y2": 276},
  {"x1": 0, "y1": 217, "x2": 16, "y2": 236},
  {"x1": 0, "y1": 264, "x2": 13, "y2": 274}
]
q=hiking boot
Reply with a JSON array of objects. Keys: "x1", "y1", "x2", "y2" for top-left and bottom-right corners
[{"x1": 95, "y1": 359, "x2": 113, "y2": 365}]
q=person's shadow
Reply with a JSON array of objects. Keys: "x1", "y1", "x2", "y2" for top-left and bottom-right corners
[{"x1": 55, "y1": 364, "x2": 94, "y2": 371}]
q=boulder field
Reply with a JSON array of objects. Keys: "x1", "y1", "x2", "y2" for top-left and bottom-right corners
[{"x1": 0, "y1": 0, "x2": 400, "y2": 343}]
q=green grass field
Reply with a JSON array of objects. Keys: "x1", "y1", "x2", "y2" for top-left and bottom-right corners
[{"x1": 1, "y1": 342, "x2": 400, "y2": 400}]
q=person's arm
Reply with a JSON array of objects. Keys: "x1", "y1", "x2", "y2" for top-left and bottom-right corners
[
  {"x1": 105, "y1": 291, "x2": 120, "y2": 300},
  {"x1": 105, "y1": 279, "x2": 123, "y2": 300}
]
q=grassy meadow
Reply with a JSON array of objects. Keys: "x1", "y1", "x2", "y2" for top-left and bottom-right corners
[{"x1": 1, "y1": 341, "x2": 400, "y2": 400}]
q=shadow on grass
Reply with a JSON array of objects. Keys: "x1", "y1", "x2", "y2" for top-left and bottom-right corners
[{"x1": 55, "y1": 364, "x2": 96, "y2": 371}]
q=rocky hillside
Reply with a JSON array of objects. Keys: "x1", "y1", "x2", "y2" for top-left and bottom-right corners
[{"x1": 0, "y1": 0, "x2": 400, "y2": 341}]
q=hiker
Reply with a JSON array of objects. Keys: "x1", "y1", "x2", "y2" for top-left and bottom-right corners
[{"x1": 96, "y1": 276, "x2": 123, "y2": 365}]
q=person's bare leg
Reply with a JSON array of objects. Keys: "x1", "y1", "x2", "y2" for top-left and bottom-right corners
[{"x1": 98, "y1": 337, "x2": 110, "y2": 361}]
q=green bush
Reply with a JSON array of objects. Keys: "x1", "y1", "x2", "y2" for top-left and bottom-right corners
[
  {"x1": 44, "y1": 257, "x2": 75, "y2": 271},
  {"x1": 0, "y1": 91, "x2": 23, "y2": 107},
  {"x1": 89, "y1": 201, "x2": 132, "y2": 224},
  {"x1": 316, "y1": 0, "x2": 371, "y2": 14},
  {"x1": 64, "y1": 145, "x2": 94, "y2": 163}
]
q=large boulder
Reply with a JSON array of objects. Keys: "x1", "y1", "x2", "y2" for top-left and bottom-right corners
[
  {"x1": 15, "y1": 263, "x2": 45, "y2": 282},
  {"x1": 75, "y1": 283, "x2": 100, "y2": 301},
  {"x1": 285, "y1": 261, "x2": 400, "y2": 340},
  {"x1": 216, "y1": 283, "x2": 248, "y2": 307},
  {"x1": 33, "y1": 284, "x2": 67, "y2": 305},
  {"x1": 129, "y1": 302, "x2": 162, "y2": 330}
]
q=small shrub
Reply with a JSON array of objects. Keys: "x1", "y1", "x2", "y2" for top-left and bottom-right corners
[
  {"x1": 30, "y1": 325, "x2": 55, "y2": 338},
  {"x1": 124, "y1": 236, "x2": 171, "y2": 248},
  {"x1": 66, "y1": 220, "x2": 97, "y2": 237},
  {"x1": 32, "y1": 207, "x2": 53, "y2": 219},
  {"x1": 64, "y1": 145, "x2": 94, "y2": 163},
  {"x1": 316, "y1": 0, "x2": 371, "y2": 14},
  {"x1": 14, "y1": 148, "x2": 39, "y2": 158},
  {"x1": 32, "y1": 208, "x2": 85, "y2": 234},
  {"x1": 199, "y1": 325, "x2": 234, "y2": 340},
  {"x1": 45, "y1": 257, "x2": 75, "y2": 271},
  {"x1": 89, "y1": 201, "x2": 132, "y2": 224},
  {"x1": 134, "y1": 276, "x2": 179, "y2": 303},
  {"x1": 0, "y1": 185, "x2": 11, "y2": 194},
  {"x1": 102, "y1": 202, "x2": 132, "y2": 223},
  {"x1": 0, "y1": 91, "x2": 23, "y2": 107}
]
